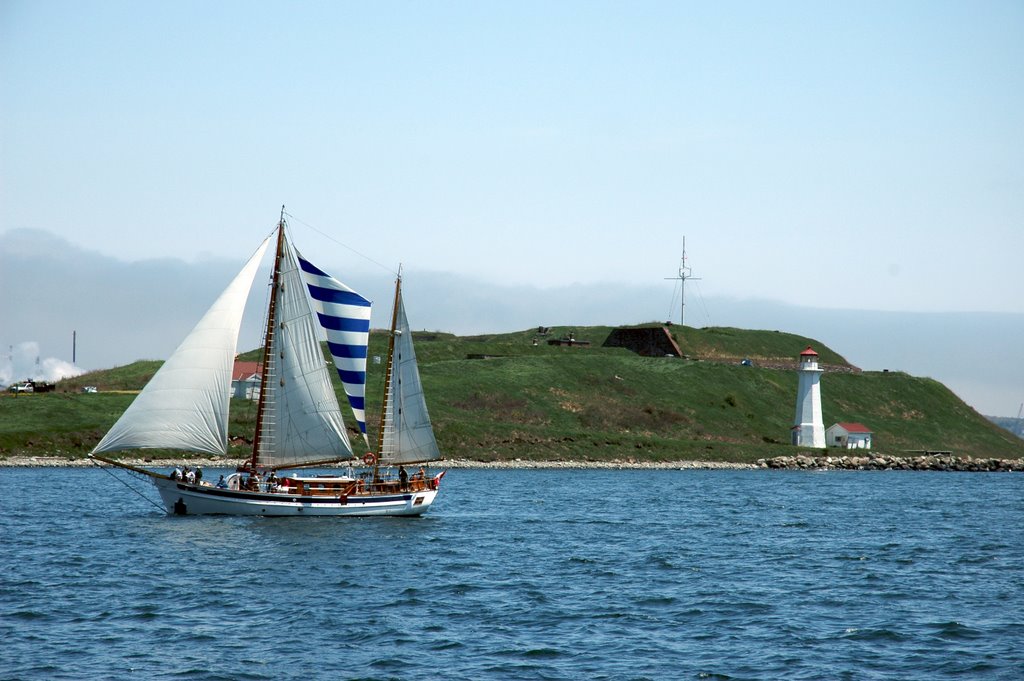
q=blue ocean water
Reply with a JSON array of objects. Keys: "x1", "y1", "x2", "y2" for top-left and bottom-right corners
[{"x1": 2, "y1": 466, "x2": 1023, "y2": 680}]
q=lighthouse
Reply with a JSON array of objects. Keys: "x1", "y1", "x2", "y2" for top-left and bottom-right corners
[{"x1": 792, "y1": 346, "x2": 825, "y2": 448}]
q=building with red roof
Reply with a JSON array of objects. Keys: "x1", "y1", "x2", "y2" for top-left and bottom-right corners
[
  {"x1": 826, "y1": 422, "x2": 873, "y2": 449},
  {"x1": 232, "y1": 360, "x2": 262, "y2": 400}
]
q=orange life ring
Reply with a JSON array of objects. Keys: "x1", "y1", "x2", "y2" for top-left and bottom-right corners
[{"x1": 363, "y1": 452, "x2": 376, "y2": 466}]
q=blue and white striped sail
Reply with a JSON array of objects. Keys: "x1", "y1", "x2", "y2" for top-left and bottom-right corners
[{"x1": 296, "y1": 251, "x2": 373, "y2": 446}]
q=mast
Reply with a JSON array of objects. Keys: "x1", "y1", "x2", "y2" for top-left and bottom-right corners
[
  {"x1": 249, "y1": 207, "x2": 287, "y2": 471},
  {"x1": 664, "y1": 236, "x2": 700, "y2": 327},
  {"x1": 372, "y1": 270, "x2": 402, "y2": 482}
]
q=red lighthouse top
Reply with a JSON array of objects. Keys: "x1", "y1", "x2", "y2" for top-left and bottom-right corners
[{"x1": 799, "y1": 346, "x2": 818, "y2": 357}]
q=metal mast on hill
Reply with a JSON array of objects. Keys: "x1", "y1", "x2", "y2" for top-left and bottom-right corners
[{"x1": 666, "y1": 237, "x2": 700, "y2": 326}]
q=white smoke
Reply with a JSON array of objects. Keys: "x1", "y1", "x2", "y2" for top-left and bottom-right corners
[{"x1": 0, "y1": 341, "x2": 85, "y2": 387}]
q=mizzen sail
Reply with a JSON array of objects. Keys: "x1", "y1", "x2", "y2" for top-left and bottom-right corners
[{"x1": 379, "y1": 287, "x2": 441, "y2": 465}]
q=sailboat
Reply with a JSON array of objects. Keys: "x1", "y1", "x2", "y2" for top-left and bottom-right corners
[{"x1": 90, "y1": 210, "x2": 445, "y2": 516}]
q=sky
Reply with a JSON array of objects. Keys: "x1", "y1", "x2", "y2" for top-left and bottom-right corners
[{"x1": 1, "y1": 1, "x2": 1022, "y2": 417}]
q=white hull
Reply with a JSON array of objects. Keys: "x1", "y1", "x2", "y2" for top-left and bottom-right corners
[{"x1": 152, "y1": 477, "x2": 437, "y2": 517}]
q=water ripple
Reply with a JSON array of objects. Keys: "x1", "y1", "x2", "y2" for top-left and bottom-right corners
[{"x1": 3, "y1": 467, "x2": 1024, "y2": 679}]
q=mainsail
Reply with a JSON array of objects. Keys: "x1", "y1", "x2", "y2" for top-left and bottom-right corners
[
  {"x1": 297, "y1": 251, "x2": 373, "y2": 446},
  {"x1": 378, "y1": 284, "x2": 441, "y2": 465},
  {"x1": 251, "y1": 233, "x2": 357, "y2": 469},
  {"x1": 93, "y1": 238, "x2": 272, "y2": 456}
]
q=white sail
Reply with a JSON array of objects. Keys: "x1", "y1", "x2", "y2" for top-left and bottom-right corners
[
  {"x1": 253, "y1": 233, "x2": 354, "y2": 468},
  {"x1": 380, "y1": 290, "x2": 441, "y2": 465},
  {"x1": 93, "y1": 238, "x2": 272, "y2": 456}
]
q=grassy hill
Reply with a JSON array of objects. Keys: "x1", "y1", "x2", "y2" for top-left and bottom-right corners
[{"x1": 4, "y1": 324, "x2": 1023, "y2": 463}]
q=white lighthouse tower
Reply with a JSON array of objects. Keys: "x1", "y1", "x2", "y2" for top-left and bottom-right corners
[{"x1": 792, "y1": 346, "x2": 825, "y2": 448}]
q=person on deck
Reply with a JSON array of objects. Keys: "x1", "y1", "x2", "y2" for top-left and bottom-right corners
[
  {"x1": 399, "y1": 465, "x2": 408, "y2": 490},
  {"x1": 216, "y1": 475, "x2": 227, "y2": 488}
]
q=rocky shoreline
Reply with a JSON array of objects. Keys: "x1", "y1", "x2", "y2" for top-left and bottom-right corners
[
  {"x1": 2, "y1": 453, "x2": 1022, "y2": 471},
  {"x1": 760, "y1": 452, "x2": 1024, "y2": 472}
]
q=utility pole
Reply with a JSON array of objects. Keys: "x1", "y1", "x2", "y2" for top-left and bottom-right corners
[{"x1": 665, "y1": 237, "x2": 700, "y2": 326}]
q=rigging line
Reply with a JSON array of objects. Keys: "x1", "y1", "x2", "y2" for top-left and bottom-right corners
[
  {"x1": 282, "y1": 210, "x2": 398, "y2": 277},
  {"x1": 89, "y1": 459, "x2": 166, "y2": 514},
  {"x1": 692, "y1": 280, "x2": 713, "y2": 327}
]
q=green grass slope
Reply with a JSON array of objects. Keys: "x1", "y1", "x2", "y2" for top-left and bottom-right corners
[{"x1": 3, "y1": 326, "x2": 1022, "y2": 462}]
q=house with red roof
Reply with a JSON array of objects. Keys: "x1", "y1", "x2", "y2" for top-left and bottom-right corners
[
  {"x1": 826, "y1": 422, "x2": 873, "y2": 450},
  {"x1": 232, "y1": 360, "x2": 262, "y2": 400}
]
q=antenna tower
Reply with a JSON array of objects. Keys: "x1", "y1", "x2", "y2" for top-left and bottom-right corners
[{"x1": 665, "y1": 237, "x2": 700, "y2": 326}]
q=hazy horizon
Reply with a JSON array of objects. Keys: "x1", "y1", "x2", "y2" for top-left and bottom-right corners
[{"x1": 2, "y1": 227, "x2": 1020, "y2": 418}]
